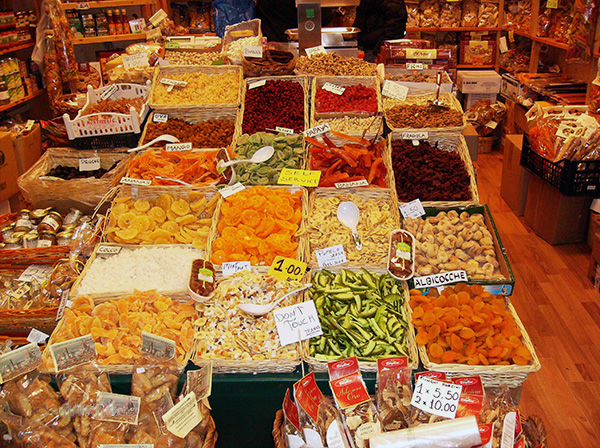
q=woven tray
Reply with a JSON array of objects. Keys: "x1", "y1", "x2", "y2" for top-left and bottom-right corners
[
  {"x1": 311, "y1": 76, "x2": 382, "y2": 122},
  {"x1": 17, "y1": 148, "x2": 131, "y2": 215},
  {"x1": 389, "y1": 134, "x2": 480, "y2": 207},
  {"x1": 305, "y1": 187, "x2": 400, "y2": 270},
  {"x1": 149, "y1": 65, "x2": 243, "y2": 111},
  {"x1": 303, "y1": 267, "x2": 419, "y2": 373},
  {"x1": 272, "y1": 410, "x2": 285, "y2": 448}
]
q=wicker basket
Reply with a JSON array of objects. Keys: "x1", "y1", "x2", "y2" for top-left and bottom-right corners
[
  {"x1": 305, "y1": 187, "x2": 401, "y2": 270},
  {"x1": 417, "y1": 298, "x2": 541, "y2": 388},
  {"x1": 272, "y1": 410, "x2": 285, "y2": 448},
  {"x1": 0, "y1": 241, "x2": 70, "y2": 269},
  {"x1": 17, "y1": 148, "x2": 131, "y2": 215},
  {"x1": 303, "y1": 268, "x2": 419, "y2": 373},
  {"x1": 389, "y1": 134, "x2": 480, "y2": 207},
  {"x1": 241, "y1": 42, "x2": 297, "y2": 77},
  {"x1": 383, "y1": 67, "x2": 453, "y2": 94},
  {"x1": 201, "y1": 415, "x2": 218, "y2": 448},
  {"x1": 139, "y1": 109, "x2": 242, "y2": 151},
  {"x1": 311, "y1": 76, "x2": 382, "y2": 122},
  {"x1": 149, "y1": 65, "x2": 243, "y2": 111}
]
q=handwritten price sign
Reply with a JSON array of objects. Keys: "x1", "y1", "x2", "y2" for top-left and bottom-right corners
[
  {"x1": 411, "y1": 376, "x2": 462, "y2": 419},
  {"x1": 268, "y1": 256, "x2": 307, "y2": 282}
]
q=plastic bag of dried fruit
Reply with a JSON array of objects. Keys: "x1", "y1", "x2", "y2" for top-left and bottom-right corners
[{"x1": 566, "y1": 0, "x2": 598, "y2": 63}]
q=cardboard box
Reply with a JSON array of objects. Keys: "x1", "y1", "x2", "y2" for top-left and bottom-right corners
[
  {"x1": 588, "y1": 211, "x2": 600, "y2": 248},
  {"x1": 524, "y1": 174, "x2": 592, "y2": 245},
  {"x1": 0, "y1": 132, "x2": 19, "y2": 204},
  {"x1": 463, "y1": 92, "x2": 498, "y2": 110},
  {"x1": 12, "y1": 123, "x2": 42, "y2": 175},
  {"x1": 457, "y1": 70, "x2": 502, "y2": 93},
  {"x1": 462, "y1": 124, "x2": 479, "y2": 161},
  {"x1": 501, "y1": 73, "x2": 525, "y2": 100},
  {"x1": 501, "y1": 134, "x2": 529, "y2": 216}
]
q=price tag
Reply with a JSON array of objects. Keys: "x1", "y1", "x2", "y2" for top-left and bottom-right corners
[
  {"x1": 499, "y1": 37, "x2": 509, "y2": 54},
  {"x1": 222, "y1": 261, "x2": 251, "y2": 277},
  {"x1": 76, "y1": 2, "x2": 90, "y2": 10},
  {"x1": 278, "y1": 168, "x2": 321, "y2": 187},
  {"x1": 160, "y1": 78, "x2": 187, "y2": 92},
  {"x1": 97, "y1": 245, "x2": 122, "y2": 256},
  {"x1": 382, "y1": 80, "x2": 409, "y2": 100},
  {"x1": 248, "y1": 79, "x2": 266, "y2": 89},
  {"x1": 165, "y1": 142, "x2": 192, "y2": 152},
  {"x1": 322, "y1": 82, "x2": 346, "y2": 95},
  {"x1": 400, "y1": 132, "x2": 428, "y2": 140},
  {"x1": 485, "y1": 121, "x2": 498, "y2": 129},
  {"x1": 411, "y1": 376, "x2": 463, "y2": 419},
  {"x1": 243, "y1": 45, "x2": 263, "y2": 58},
  {"x1": 18, "y1": 265, "x2": 52, "y2": 282},
  {"x1": 162, "y1": 392, "x2": 202, "y2": 438},
  {"x1": 79, "y1": 157, "x2": 101, "y2": 172},
  {"x1": 314, "y1": 244, "x2": 347, "y2": 268},
  {"x1": 100, "y1": 84, "x2": 119, "y2": 100},
  {"x1": 153, "y1": 113, "x2": 168, "y2": 123},
  {"x1": 26, "y1": 328, "x2": 49, "y2": 345},
  {"x1": 49, "y1": 334, "x2": 97, "y2": 373},
  {"x1": 129, "y1": 18, "x2": 146, "y2": 34},
  {"x1": 219, "y1": 182, "x2": 245, "y2": 198},
  {"x1": 146, "y1": 27, "x2": 162, "y2": 39},
  {"x1": 406, "y1": 63, "x2": 424, "y2": 70},
  {"x1": 304, "y1": 122, "x2": 331, "y2": 138},
  {"x1": 121, "y1": 177, "x2": 152, "y2": 186},
  {"x1": 24, "y1": 120, "x2": 35, "y2": 132},
  {"x1": 413, "y1": 270, "x2": 468, "y2": 288},
  {"x1": 547, "y1": 0, "x2": 558, "y2": 8},
  {"x1": 334, "y1": 179, "x2": 369, "y2": 189},
  {"x1": 149, "y1": 9, "x2": 168, "y2": 27},
  {"x1": 268, "y1": 256, "x2": 307, "y2": 282},
  {"x1": 94, "y1": 392, "x2": 141, "y2": 425},
  {"x1": 56, "y1": 290, "x2": 72, "y2": 322},
  {"x1": 141, "y1": 331, "x2": 176, "y2": 360},
  {"x1": 305, "y1": 45, "x2": 327, "y2": 57},
  {"x1": 470, "y1": 40, "x2": 489, "y2": 50},
  {"x1": 405, "y1": 49, "x2": 437, "y2": 59},
  {"x1": 399, "y1": 199, "x2": 425, "y2": 219},
  {"x1": 273, "y1": 300, "x2": 323, "y2": 346},
  {"x1": 186, "y1": 364, "x2": 213, "y2": 400},
  {"x1": 0, "y1": 343, "x2": 42, "y2": 383},
  {"x1": 123, "y1": 53, "x2": 149, "y2": 70}
]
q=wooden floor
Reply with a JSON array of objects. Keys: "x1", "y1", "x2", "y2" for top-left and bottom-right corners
[{"x1": 475, "y1": 151, "x2": 600, "y2": 447}]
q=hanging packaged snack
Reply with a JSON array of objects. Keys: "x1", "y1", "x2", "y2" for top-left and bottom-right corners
[
  {"x1": 461, "y1": 0, "x2": 481, "y2": 27},
  {"x1": 537, "y1": 1, "x2": 553, "y2": 37},
  {"x1": 406, "y1": 0, "x2": 420, "y2": 27},
  {"x1": 376, "y1": 357, "x2": 412, "y2": 431},
  {"x1": 439, "y1": 1, "x2": 462, "y2": 28},
  {"x1": 478, "y1": 0, "x2": 500, "y2": 27},
  {"x1": 43, "y1": 30, "x2": 63, "y2": 114},
  {"x1": 419, "y1": 0, "x2": 440, "y2": 27},
  {"x1": 566, "y1": 0, "x2": 597, "y2": 63},
  {"x1": 45, "y1": 0, "x2": 77, "y2": 82},
  {"x1": 281, "y1": 389, "x2": 305, "y2": 448}
]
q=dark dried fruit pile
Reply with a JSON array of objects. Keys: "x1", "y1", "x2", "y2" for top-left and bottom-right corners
[
  {"x1": 45, "y1": 162, "x2": 118, "y2": 180},
  {"x1": 391, "y1": 140, "x2": 471, "y2": 202}
]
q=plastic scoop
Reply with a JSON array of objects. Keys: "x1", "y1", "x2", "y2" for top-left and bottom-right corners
[
  {"x1": 218, "y1": 145, "x2": 275, "y2": 169},
  {"x1": 127, "y1": 134, "x2": 180, "y2": 152},
  {"x1": 429, "y1": 71, "x2": 449, "y2": 111},
  {"x1": 337, "y1": 201, "x2": 362, "y2": 251},
  {"x1": 154, "y1": 176, "x2": 191, "y2": 186},
  {"x1": 238, "y1": 283, "x2": 312, "y2": 317}
]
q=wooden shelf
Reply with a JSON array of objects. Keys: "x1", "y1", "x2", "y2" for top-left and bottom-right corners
[
  {"x1": 406, "y1": 27, "x2": 500, "y2": 32},
  {"x1": 456, "y1": 64, "x2": 496, "y2": 68},
  {"x1": 62, "y1": 0, "x2": 154, "y2": 9},
  {"x1": 0, "y1": 42, "x2": 34, "y2": 56},
  {"x1": 71, "y1": 33, "x2": 146, "y2": 45},
  {"x1": 0, "y1": 90, "x2": 44, "y2": 114},
  {"x1": 530, "y1": 35, "x2": 573, "y2": 50}
]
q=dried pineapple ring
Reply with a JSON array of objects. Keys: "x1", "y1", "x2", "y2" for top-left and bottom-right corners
[
  {"x1": 134, "y1": 199, "x2": 151, "y2": 212},
  {"x1": 196, "y1": 227, "x2": 210, "y2": 237},
  {"x1": 157, "y1": 193, "x2": 175, "y2": 211},
  {"x1": 161, "y1": 221, "x2": 179, "y2": 233},
  {"x1": 192, "y1": 237, "x2": 207, "y2": 250},
  {"x1": 117, "y1": 212, "x2": 136, "y2": 228},
  {"x1": 131, "y1": 215, "x2": 151, "y2": 232},
  {"x1": 176, "y1": 214, "x2": 196, "y2": 225},
  {"x1": 175, "y1": 231, "x2": 193, "y2": 244},
  {"x1": 149, "y1": 206, "x2": 167, "y2": 223},
  {"x1": 115, "y1": 228, "x2": 139, "y2": 241},
  {"x1": 166, "y1": 209, "x2": 179, "y2": 221},
  {"x1": 190, "y1": 197, "x2": 207, "y2": 212},
  {"x1": 112, "y1": 202, "x2": 129, "y2": 217},
  {"x1": 150, "y1": 229, "x2": 171, "y2": 241},
  {"x1": 171, "y1": 199, "x2": 191, "y2": 216}
]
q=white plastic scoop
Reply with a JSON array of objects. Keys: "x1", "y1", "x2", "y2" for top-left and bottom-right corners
[
  {"x1": 238, "y1": 283, "x2": 312, "y2": 317},
  {"x1": 218, "y1": 145, "x2": 275, "y2": 169},
  {"x1": 127, "y1": 134, "x2": 180, "y2": 152},
  {"x1": 337, "y1": 201, "x2": 362, "y2": 251}
]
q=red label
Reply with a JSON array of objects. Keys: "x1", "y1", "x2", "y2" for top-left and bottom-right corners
[
  {"x1": 283, "y1": 389, "x2": 301, "y2": 432},
  {"x1": 456, "y1": 394, "x2": 485, "y2": 418},
  {"x1": 328, "y1": 356, "x2": 359, "y2": 380},
  {"x1": 415, "y1": 371, "x2": 447, "y2": 381},
  {"x1": 452, "y1": 376, "x2": 484, "y2": 396},
  {"x1": 294, "y1": 379, "x2": 320, "y2": 423},
  {"x1": 297, "y1": 372, "x2": 324, "y2": 405},
  {"x1": 478, "y1": 423, "x2": 494, "y2": 444},
  {"x1": 514, "y1": 437, "x2": 525, "y2": 448},
  {"x1": 377, "y1": 356, "x2": 409, "y2": 370},
  {"x1": 515, "y1": 411, "x2": 523, "y2": 437},
  {"x1": 377, "y1": 356, "x2": 411, "y2": 387},
  {"x1": 330, "y1": 372, "x2": 371, "y2": 409}
]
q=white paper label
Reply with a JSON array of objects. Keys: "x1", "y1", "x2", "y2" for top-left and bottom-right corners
[
  {"x1": 273, "y1": 300, "x2": 322, "y2": 346},
  {"x1": 406, "y1": 63, "x2": 425, "y2": 70},
  {"x1": 501, "y1": 412, "x2": 517, "y2": 448},
  {"x1": 411, "y1": 376, "x2": 463, "y2": 419},
  {"x1": 94, "y1": 392, "x2": 141, "y2": 424},
  {"x1": 400, "y1": 132, "x2": 428, "y2": 140},
  {"x1": 219, "y1": 182, "x2": 245, "y2": 198},
  {"x1": 36, "y1": 240, "x2": 52, "y2": 248},
  {"x1": 141, "y1": 331, "x2": 176, "y2": 360},
  {"x1": 304, "y1": 123, "x2": 331, "y2": 138},
  {"x1": 18, "y1": 265, "x2": 52, "y2": 282},
  {"x1": 399, "y1": 199, "x2": 426, "y2": 219},
  {"x1": 146, "y1": 27, "x2": 162, "y2": 39},
  {"x1": 334, "y1": 179, "x2": 369, "y2": 189},
  {"x1": 413, "y1": 270, "x2": 468, "y2": 288},
  {"x1": 160, "y1": 78, "x2": 188, "y2": 88},
  {"x1": 0, "y1": 343, "x2": 42, "y2": 383},
  {"x1": 304, "y1": 428, "x2": 324, "y2": 447},
  {"x1": 27, "y1": 328, "x2": 49, "y2": 344},
  {"x1": 100, "y1": 84, "x2": 119, "y2": 100},
  {"x1": 323, "y1": 82, "x2": 346, "y2": 96},
  {"x1": 24, "y1": 120, "x2": 35, "y2": 132},
  {"x1": 485, "y1": 121, "x2": 498, "y2": 129},
  {"x1": 305, "y1": 45, "x2": 327, "y2": 57},
  {"x1": 222, "y1": 261, "x2": 251, "y2": 277},
  {"x1": 163, "y1": 392, "x2": 202, "y2": 438},
  {"x1": 149, "y1": 9, "x2": 168, "y2": 27},
  {"x1": 50, "y1": 334, "x2": 97, "y2": 373},
  {"x1": 382, "y1": 80, "x2": 409, "y2": 100},
  {"x1": 79, "y1": 157, "x2": 101, "y2": 172},
  {"x1": 315, "y1": 244, "x2": 347, "y2": 268},
  {"x1": 97, "y1": 245, "x2": 122, "y2": 256},
  {"x1": 120, "y1": 177, "x2": 153, "y2": 186},
  {"x1": 153, "y1": 113, "x2": 168, "y2": 123},
  {"x1": 165, "y1": 142, "x2": 192, "y2": 152},
  {"x1": 276, "y1": 126, "x2": 295, "y2": 135},
  {"x1": 56, "y1": 290, "x2": 72, "y2": 322},
  {"x1": 243, "y1": 45, "x2": 263, "y2": 58},
  {"x1": 76, "y1": 2, "x2": 90, "y2": 10},
  {"x1": 499, "y1": 36, "x2": 509, "y2": 54},
  {"x1": 326, "y1": 421, "x2": 346, "y2": 448},
  {"x1": 123, "y1": 53, "x2": 149, "y2": 70},
  {"x1": 249, "y1": 79, "x2": 266, "y2": 89},
  {"x1": 288, "y1": 435, "x2": 307, "y2": 448}
]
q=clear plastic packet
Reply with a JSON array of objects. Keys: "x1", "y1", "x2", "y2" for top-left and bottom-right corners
[
  {"x1": 439, "y1": 1, "x2": 462, "y2": 27},
  {"x1": 131, "y1": 355, "x2": 179, "y2": 414},
  {"x1": 406, "y1": 0, "x2": 420, "y2": 27},
  {"x1": 0, "y1": 411, "x2": 78, "y2": 448},
  {"x1": 480, "y1": 387, "x2": 519, "y2": 447},
  {"x1": 527, "y1": 115, "x2": 561, "y2": 160},
  {"x1": 43, "y1": 30, "x2": 63, "y2": 114},
  {"x1": 550, "y1": 8, "x2": 572, "y2": 42},
  {"x1": 566, "y1": 0, "x2": 596, "y2": 63},
  {"x1": 537, "y1": 3, "x2": 552, "y2": 37},
  {"x1": 503, "y1": 0, "x2": 519, "y2": 27},
  {"x1": 176, "y1": 373, "x2": 214, "y2": 448},
  {"x1": 462, "y1": 0, "x2": 481, "y2": 26},
  {"x1": 515, "y1": 0, "x2": 532, "y2": 31},
  {"x1": 89, "y1": 421, "x2": 130, "y2": 447},
  {"x1": 375, "y1": 358, "x2": 412, "y2": 432},
  {"x1": 44, "y1": 0, "x2": 77, "y2": 82},
  {"x1": 478, "y1": 0, "x2": 499, "y2": 27},
  {"x1": 409, "y1": 372, "x2": 449, "y2": 427},
  {"x1": 419, "y1": 0, "x2": 440, "y2": 27}
]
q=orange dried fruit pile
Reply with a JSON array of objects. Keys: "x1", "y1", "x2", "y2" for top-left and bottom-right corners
[
  {"x1": 210, "y1": 186, "x2": 303, "y2": 265},
  {"x1": 410, "y1": 283, "x2": 533, "y2": 366},
  {"x1": 45, "y1": 291, "x2": 196, "y2": 369}
]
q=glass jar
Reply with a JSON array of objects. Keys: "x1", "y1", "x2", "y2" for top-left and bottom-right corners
[
  {"x1": 14, "y1": 209, "x2": 33, "y2": 232},
  {"x1": 37, "y1": 230, "x2": 57, "y2": 247},
  {"x1": 22, "y1": 231, "x2": 38, "y2": 248},
  {"x1": 0, "y1": 224, "x2": 14, "y2": 240},
  {"x1": 31, "y1": 208, "x2": 50, "y2": 225},
  {"x1": 37, "y1": 211, "x2": 63, "y2": 233},
  {"x1": 57, "y1": 230, "x2": 73, "y2": 246},
  {"x1": 63, "y1": 208, "x2": 82, "y2": 227},
  {"x1": 4, "y1": 236, "x2": 21, "y2": 249}
]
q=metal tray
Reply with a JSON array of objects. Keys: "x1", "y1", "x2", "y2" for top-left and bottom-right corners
[{"x1": 285, "y1": 27, "x2": 360, "y2": 41}]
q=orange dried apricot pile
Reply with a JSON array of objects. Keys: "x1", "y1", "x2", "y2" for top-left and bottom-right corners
[
  {"x1": 410, "y1": 283, "x2": 533, "y2": 366},
  {"x1": 210, "y1": 186, "x2": 303, "y2": 265}
]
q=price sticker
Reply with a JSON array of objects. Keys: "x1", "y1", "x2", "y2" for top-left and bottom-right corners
[
  {"x1": 165, "y1": 142, "x2": 192, "y2": 152},
  {"x1": 322, "y1": 82, "x2": 346, "y2": 95},
  {"x1": 334, "y1": 179, "x2": 369, "y2": 189},
  {"x1": 76, "y1": 2, "x2": 90, "y2": 10},
  {"x1": 400, "y1": 132, "x2": 428, "y2": 140},
  {"x1": 382, "y1": 80, "x2": 409, "y2": 101},
  {"x1": 411, "y1": 376, "x2": 463, "y2": 419},
  {"x1": 153, "y1": 113, "x2": 168, "y2": 123},
  {"x1": 146, "y1": 27, "x2": 162, "y2": 40},
  {"x1": 162, "y1": 392, "x2": 202, "y2": 438},
  {"x1": 27, "y1": 328, "x2": 49, "y2": 345},
  {"x1": 97, "y1": 245, "x2": 122, "y2": 256},
  {"x1": 243, "y1": 45, "x2": 263, "y2": 58},
  {"x1": 406, "y1": 63, "x2": 425, "y2": 70},
  {"x1": 273, "y1": 300, "x2": 323, "y2": 346},
  {"x1": 314, "y1": 244, "x2": 347, "y2": 268},
  {"x1": 123, "y1": 53, "x2": 149, "y2": 70},
  {"x1": 18, "y1": 265, "x2": 52, "y2": 282},
  {"x1": 100, "y1": 84, "x2": 119, "y2": 100},
  {"x1": 304, "y1": 122, "x2": 331, "y2": 138},
  {"x1": 278, "y1": 168, "x2": 321, "y2": 187},
  {"x1": 121, "y1": 177, "x2": 152, "y2": 186},
  {"x1": 222, "y1": 261, "x2": 251, "y2": 278},
  {"x1": 268, "y1": 256, "x2": 307, "y2": 282},
  {"x1": 499, "y1": 37, "x2": 509, "y2": 53},
  {"x1": 413, "y1": 270, "x2": 468, "y2": 288},
  {"x1": 399, "y1": 199, "x2": 425, "y2": 219},
  {"x1": 248, "y1": 79, "x2": 266, "y2": 89},
  {"x1": 79, "y1": 157, "x2": 101, "y2": 172},
  {"x1": 149, "y1": 9, "x2": 168, "y2": 27},
  {"x1": 219, "y1": 182, "x2": 245, "y2": 198},
  {"x1": 305, "y1": 45, "x2": 327, "y2": 57},
  {"x1": 547, "y1": 0, "x2": 558, "y2": 8}
]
